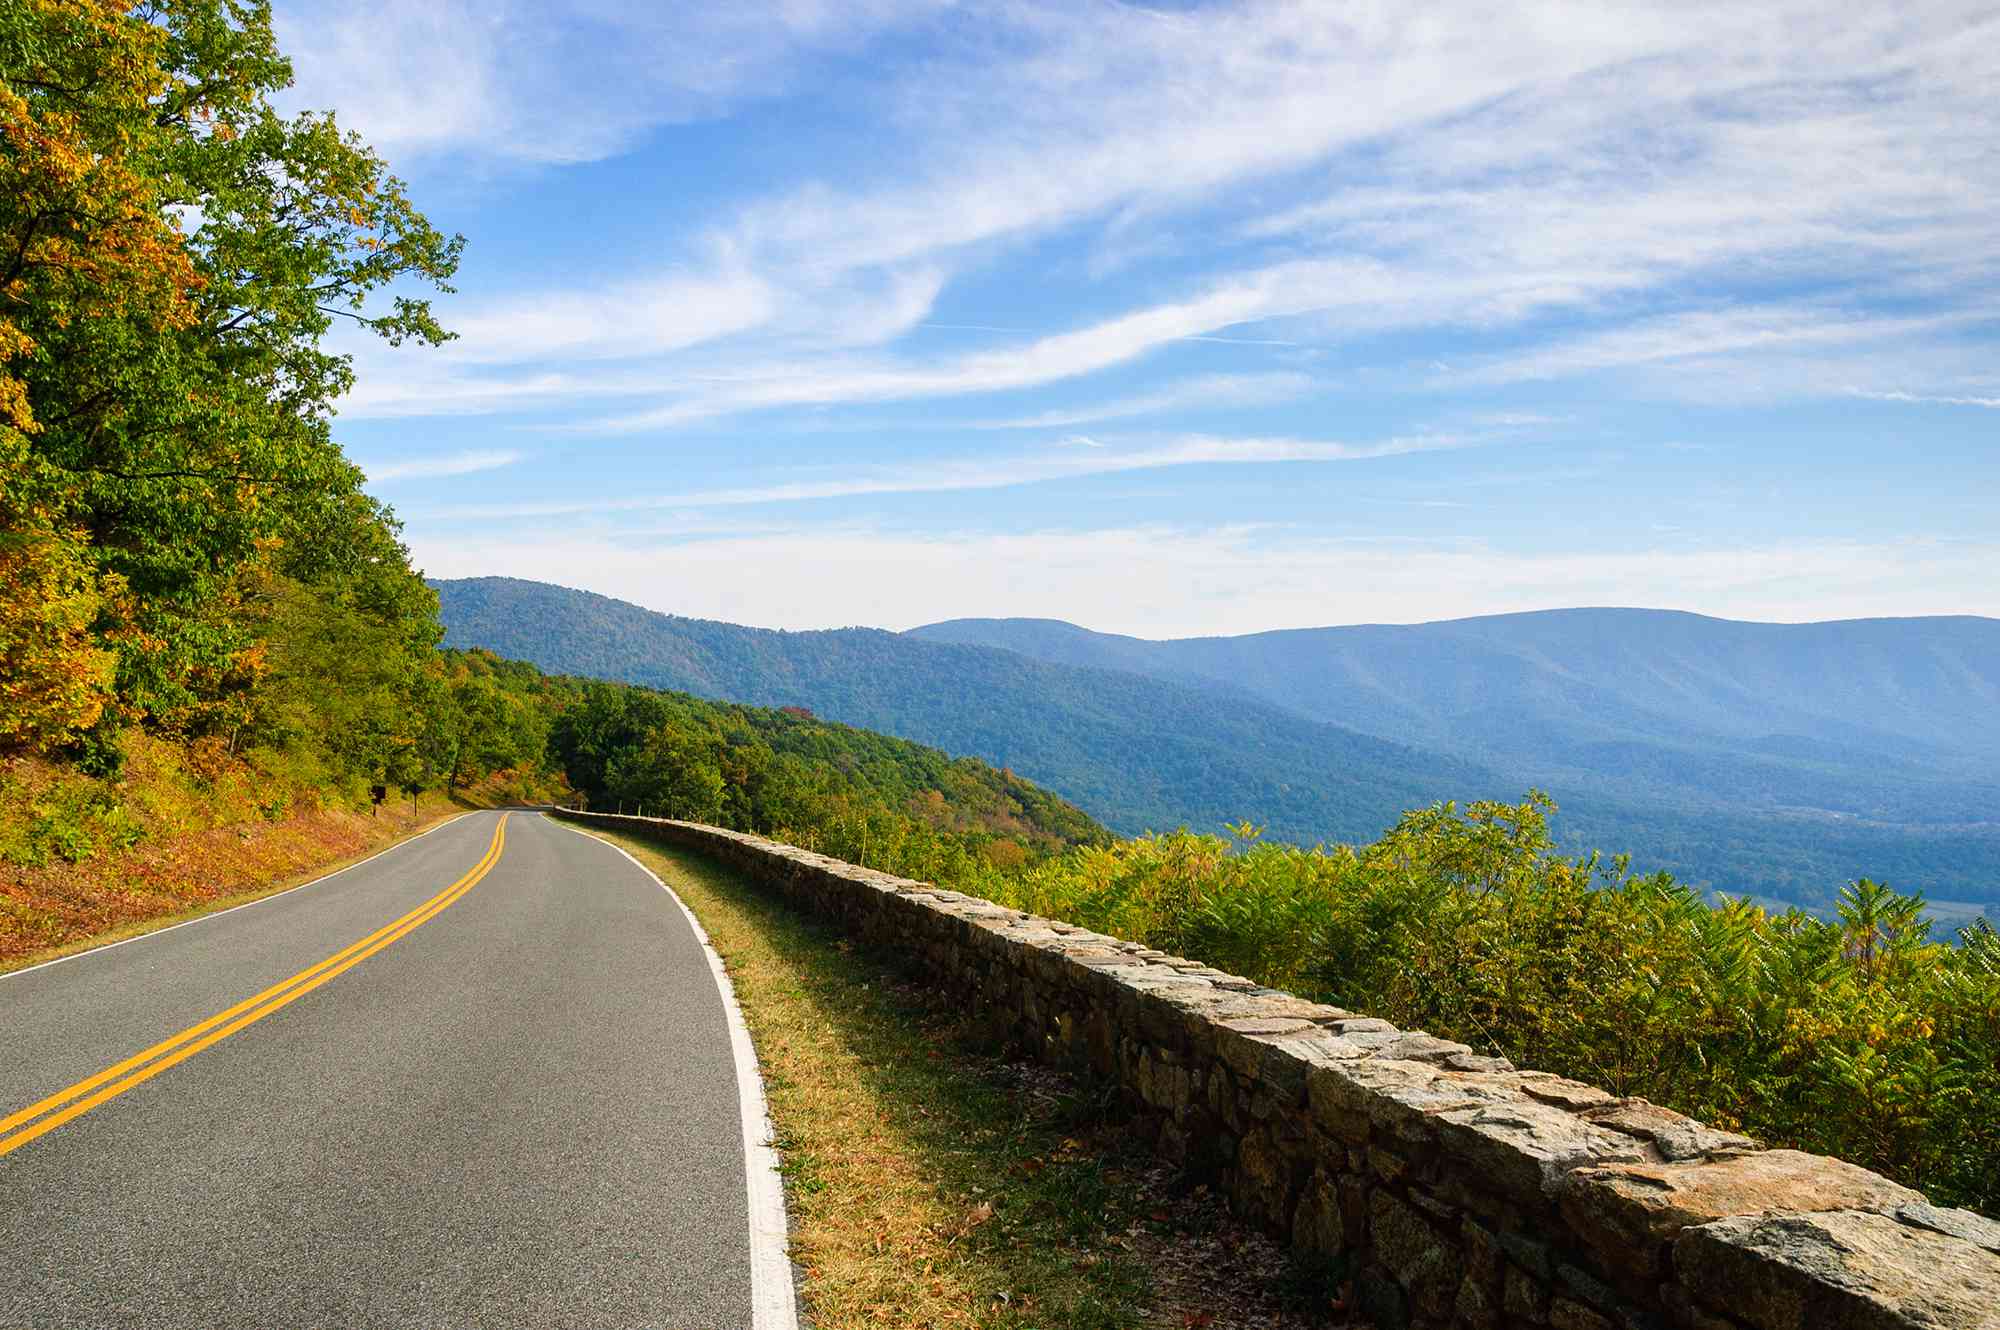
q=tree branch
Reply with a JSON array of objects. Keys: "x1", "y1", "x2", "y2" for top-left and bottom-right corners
[
  {"x1": 0, "y1": 214, "x2": 41, "y2": 291},
  {"x1": 71, "y1": 463, "x2": 287, "y2": 485},
  {"x1": 315, "y1": 304, "x2": 386, "y2": 328}
]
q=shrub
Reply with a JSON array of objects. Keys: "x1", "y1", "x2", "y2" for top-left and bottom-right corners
[{"x1": 986, "y1": 794, "x2": 2000, "y2": 1213}]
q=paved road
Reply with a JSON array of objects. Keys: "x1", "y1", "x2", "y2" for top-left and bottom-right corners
[{"x1": 0, "y1": 811, "x2": 776, "y2": 1329}]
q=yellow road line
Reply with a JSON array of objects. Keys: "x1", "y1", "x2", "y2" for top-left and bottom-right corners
[{"x1": 0, "y1": 815, "x2": 509, "y2": 1159}]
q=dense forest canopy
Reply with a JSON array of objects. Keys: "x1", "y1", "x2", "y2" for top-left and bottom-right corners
[{"x1": 2, "y1": 0, "x2": 457, "y2": 789}]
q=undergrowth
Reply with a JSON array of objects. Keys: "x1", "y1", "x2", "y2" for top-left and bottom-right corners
[
  {"x1": 0, "y1": 734, "x2": 559, "y2": 966},
  {"x1": 984, "y1": 795, "x2": 2000, "y2": 1214}
]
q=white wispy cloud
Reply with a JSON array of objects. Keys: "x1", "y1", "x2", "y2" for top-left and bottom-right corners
[
  {"x1": 276, "y1": 0, "x2": 944, "y2": 166},
  {"x1": 1848, "y1": 389, "x2": 2000, "y2": 410},
  {"x1": 278, "y1": 1, "x2": 2000, "y2": 643},
  {"x1": 723, "y1": 1, "x2": 1678, "y2": 277},
  {"x1": 441, "y1": 271, "x2": 779, "y2": 364},
  {"x1": 1450, "y1": 307, "x2": 1974, "y2": 387},
  {"x1": 337, "y1": 262, "x2": 944, "y2": 412},
  {"x1": 420, "y1": 432, "x2": 1476, "y2": 520},
  {"x1": 361, "y1": 449, "x2": 524, "y2": 482},
  {"x1": 966, "y1": 373, "x2": 1317, "y2": 429},
  {"x1": 721, "y1": 0, "x2": 1996, "y2": 341},
  {"x1": 577, "y1": 260, "x2": 1400, "y2": 431},
  {"x1": 330, "y1": 1, "x2": 2000, "y2": 426},
  {"x1": 339, "y1": 367, "x2": 673, "y2": 420}
]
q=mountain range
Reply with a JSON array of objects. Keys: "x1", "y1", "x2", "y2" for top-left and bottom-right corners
[
  {"x1": 911, "y1": 611, "x2": 2000, "y2": 827},
  {"x1": 434, "y1": 577, "x2": 2000, "y2": 917}
]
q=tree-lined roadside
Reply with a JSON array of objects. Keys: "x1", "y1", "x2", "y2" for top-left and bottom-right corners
[{"x1": 3, "y1": 0, "x2": 461, "y2": 778}]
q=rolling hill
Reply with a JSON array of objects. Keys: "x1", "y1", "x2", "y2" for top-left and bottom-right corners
[{"x1": 435, "y1": 578, "x2": 2000, "y2": 913}]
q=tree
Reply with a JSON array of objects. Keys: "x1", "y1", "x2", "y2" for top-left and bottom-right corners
[
  {"x1": 605, "y1": 731, "x2": 726, "y2": 823},
  {"x1": 1, "y1": 0, "x2": 198, "y2": 753},
  {"x1": 237, "y1": 506, "x2": 440, "y2": 788},
  {"x1": 1, "y1": 0, "x2": 460, "y2": 750},
  {"x1": 423, "y1": 675, "x2": 509, "y2": 796}
]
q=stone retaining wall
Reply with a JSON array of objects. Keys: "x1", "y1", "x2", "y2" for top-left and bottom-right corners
[{"x1": 559, "y1": 810, "x2": 2000, "y2": 1330}]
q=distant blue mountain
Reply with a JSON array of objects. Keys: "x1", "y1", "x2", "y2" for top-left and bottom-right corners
[
  {"x1": 909, "y1": 609, "x2": 2000, "y2": 827},
  {"x1": 434, "y1": 579, "x2": 2000, "y2": 912}
]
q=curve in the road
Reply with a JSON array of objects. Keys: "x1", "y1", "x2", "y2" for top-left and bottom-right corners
[
  {"x1": 0, "y1": 810, "x2": 798, "y2": 1330},
  {"x1": 0, "y1": 816, "x2": 509, "y2": 1159},
  {"x1": 556, "y1": 821, "x2": 798, "y2": 1330}
]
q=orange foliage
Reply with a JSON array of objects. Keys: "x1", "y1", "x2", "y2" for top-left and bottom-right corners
[
  {"x1": 0, "y1": 0, "x2": 201, "y2": 436},
  {"x1": 0, "y1": 1, "x2": 206, "y2": 752},
  {"x1": 0, "y1": 792, "x2": 449, "y2": 963},
  {"x1": 0, "y1": 516, "x2": 116, "y2": 751}
]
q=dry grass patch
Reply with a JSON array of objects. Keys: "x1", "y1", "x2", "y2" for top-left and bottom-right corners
[
  {"x1": 595, "y1": 831, "x2": 1363, "y2": 1330},
  {"x1": 0, "y1": 788, "x2": 465, "y2": 973}
]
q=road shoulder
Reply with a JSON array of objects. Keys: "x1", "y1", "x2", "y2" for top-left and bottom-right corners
[
  {"x1": 585, "y1": 826, "x2": 1349, "y2": 1330},
  {"x1": 556, "y1": 818, "x2": 801, "y2": 1330}
]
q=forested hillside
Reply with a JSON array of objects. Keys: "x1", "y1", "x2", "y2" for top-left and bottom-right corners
[
  {"x1": 433, "y1": 576, "x2": 1511, "y2": 844},
  {"x1": 4, "y1": 633, "x2": 1107, "y2": 962},
  {"x1": 456, "y1": 650, "x2": 1108, "y2": 877},
  {"x1": 436, "y1": 578, "x2": 2000, "y2": 912}
]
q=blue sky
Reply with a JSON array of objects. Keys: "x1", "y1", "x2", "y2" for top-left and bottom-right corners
[{"x1": 284, "y1": 1, "x2": 1998, "y2": 636}]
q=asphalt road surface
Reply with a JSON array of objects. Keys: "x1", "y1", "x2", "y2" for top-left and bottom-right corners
[{"x1": 0, "y1": 811, "x2": 776, "y2": 1329}]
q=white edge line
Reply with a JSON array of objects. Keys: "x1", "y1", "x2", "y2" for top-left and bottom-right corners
[
  {"x1": 0, "y1": 810, "x2": 480, "y2": 984},
  {"x1": 549, "y1": 813, "x2": 801, "y2": 1330}
]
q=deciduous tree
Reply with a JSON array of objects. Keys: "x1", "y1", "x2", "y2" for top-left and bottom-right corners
[{"x1": 1, "y1": 0, "x2": 460, "y2": 754}]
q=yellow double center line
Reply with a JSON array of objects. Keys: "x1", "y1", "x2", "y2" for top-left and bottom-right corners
[{"x1": 0, "y1": 814, "x2": 509, "y2": 1159}]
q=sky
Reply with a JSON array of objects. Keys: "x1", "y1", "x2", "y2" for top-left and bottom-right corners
[{"x1": 285, "y1": 0, "x2": 1999, "y2": 637}]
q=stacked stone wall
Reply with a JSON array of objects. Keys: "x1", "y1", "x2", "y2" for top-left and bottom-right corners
[{"x1": 559, "y1": 810, "x2": 2000, "y2": 1330}]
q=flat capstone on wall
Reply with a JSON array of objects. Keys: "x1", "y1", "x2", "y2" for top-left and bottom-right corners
[{"x1": 558, "y1": 810, "x2": 2000, "y2": 1330}]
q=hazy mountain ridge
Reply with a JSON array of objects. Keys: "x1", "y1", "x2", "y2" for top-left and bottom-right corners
[
  {"x1": 909, "y1": 609, "x2": 2000, "y2": 826},
  {"x1": 435, "y1": 579, "x2": 2000, "y2": 911}
]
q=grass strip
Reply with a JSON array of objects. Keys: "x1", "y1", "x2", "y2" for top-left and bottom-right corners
[{"x1": 594, "y1": 830, "x2": 1357, "y2": 1330}]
